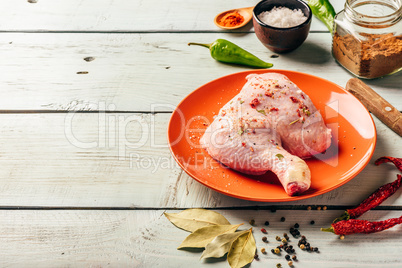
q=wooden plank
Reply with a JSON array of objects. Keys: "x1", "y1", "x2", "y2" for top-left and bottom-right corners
[
  {"x1": 0, "y1": 32, "x2": 400, "y2": 112},
  {"x1": 0, "y1": 209, "x2": 401, "y2": 267},
  {"x1": 0, "y1": 113, "x2": 399, "y2": 208},
  {"x1": 0, "y1": 0, "x2": 345, "y2": 32},
  {"x1": 0, "y1": 112, "x2": 177, "y2": 207}
]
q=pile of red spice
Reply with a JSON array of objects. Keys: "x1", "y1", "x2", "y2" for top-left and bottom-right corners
[{"x1": 219, "y1": 11, "x2": 244, "y2": 27}]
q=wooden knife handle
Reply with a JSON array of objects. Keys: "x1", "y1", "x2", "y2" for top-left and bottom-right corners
[{"x1": 346, "y1": 78, "x2": 402, "y2": 137}]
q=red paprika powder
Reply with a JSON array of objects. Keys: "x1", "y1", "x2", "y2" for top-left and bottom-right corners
[{"x1": 219, "y1": 11, "x2": 244, "y2": 27}]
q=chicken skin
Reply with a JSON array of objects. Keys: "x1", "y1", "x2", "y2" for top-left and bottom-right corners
[{"x1": 200, "y1": 73, "x2": 332, "y2": 196}]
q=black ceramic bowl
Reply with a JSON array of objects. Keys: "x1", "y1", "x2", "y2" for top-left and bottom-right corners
[{"x1": 253, "y1": 0, "x2": 312, "y2": 53}]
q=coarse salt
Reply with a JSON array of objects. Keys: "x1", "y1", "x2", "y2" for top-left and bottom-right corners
[{"x1": 258, "y1": 6, "x2": 307, "y2": 28}]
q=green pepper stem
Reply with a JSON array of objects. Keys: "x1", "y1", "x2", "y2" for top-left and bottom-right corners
[
  {"x1": 333, "y1": 211, "x2": 350, "y2": 223},
  {"x1": 188, "y1": 42, "x2": 211, "y2": 49},
  {"x1": 320, "y1": 227, "x2": 335, "y2": 234}
]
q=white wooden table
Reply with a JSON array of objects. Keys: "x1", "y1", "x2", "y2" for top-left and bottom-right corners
[{"x1": 0, "y1": 0, "x2": 401, "y2": 267}]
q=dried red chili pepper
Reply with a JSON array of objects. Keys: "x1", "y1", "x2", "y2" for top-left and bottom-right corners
[
  {"x1": 334, "y1": 174, "x2": 402, "y2": 222},
  {"x1": 321, "y1": 215, "x2": 402, "y2": 235},
  {"x1": 375, "y1": 156, "x2": 402, "y2": 172},
  {"x1": 333, "y1": 156, "x2": 402, "y2": 223}
]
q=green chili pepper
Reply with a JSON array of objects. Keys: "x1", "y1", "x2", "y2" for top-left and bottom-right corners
[
  {"x1": 188, "y1": 39, "x2": 273, "y2": 68},
  {"x1": 308, "y1": 0, "x2": 336, "y2": 33}
]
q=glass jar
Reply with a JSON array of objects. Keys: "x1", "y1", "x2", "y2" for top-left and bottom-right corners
[{"x1": 332, "y1": 0, "x2": 402, "y2": 79}]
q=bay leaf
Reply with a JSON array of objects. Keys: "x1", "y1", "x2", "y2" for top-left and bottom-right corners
[
  {"x1": 178, "y1": 224, "x2": 242, "y2": 249},
  {"x1": 164, "y1": 208, "x2": 230, "y2": 232},
  {"x1": 201, "y1": 230, "x2": 249, "y2": 259},
  {"x1": 227, "y1": 229, "x2": 256, "y2": 268}
]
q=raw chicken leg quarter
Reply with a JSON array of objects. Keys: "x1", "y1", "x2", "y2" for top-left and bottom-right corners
[{"x1": 200, "y1": 73, "x2": 332, "y2": 196}]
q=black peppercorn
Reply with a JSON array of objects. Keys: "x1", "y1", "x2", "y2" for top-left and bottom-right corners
[
  {"x1": 294, "y1": 223, "x2": 299, "y2": 228},
  {"x1": 265, "y1": 221, "x2": 270, "y2": 226},
  {"x1": 310, "y1": 220, "x2": 315, "y2": 225},
  {"x1": 280, "y1": 217, "x2": 286, "y2": 222},
  {"x1": 285, "y1": 254, "x2": 291, "y2": 260}
]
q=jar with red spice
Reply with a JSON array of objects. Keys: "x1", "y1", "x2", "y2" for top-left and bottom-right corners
[{"x1": 332, "y1": 0, "x2": 402, "y2": 79}]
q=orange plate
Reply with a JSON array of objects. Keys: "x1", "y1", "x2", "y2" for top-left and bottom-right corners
[{"x1": 167, "y1": 70, "x2": 376, "y2": 202}]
